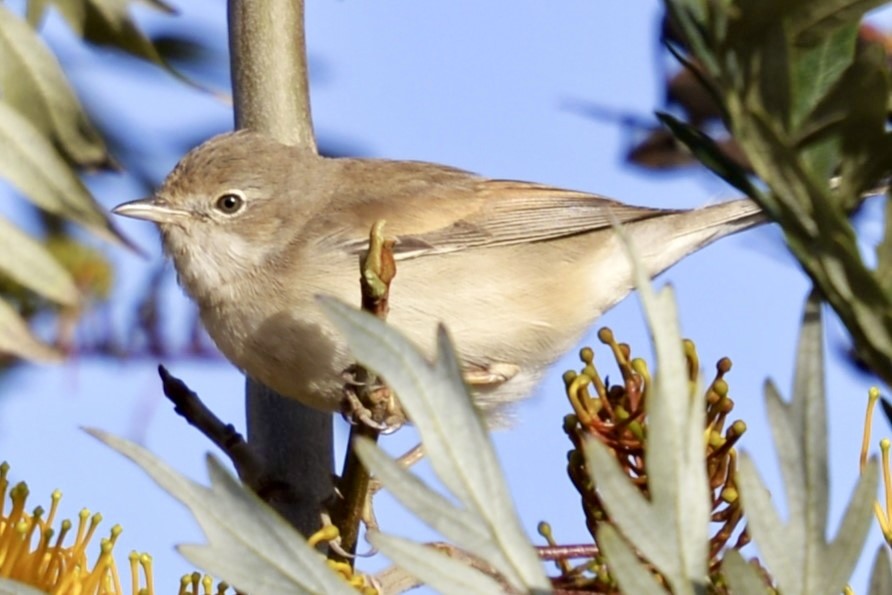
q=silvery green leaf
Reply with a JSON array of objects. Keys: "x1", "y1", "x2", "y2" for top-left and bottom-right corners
[
  {"x1": 0, "y1": 216, "x2": 79, "y2": 307},
  {"x1": 368, "y1": 532, "x2": 505, "y2": 595},
  {"x1": 354, "y1": 438, "x2": 493, "y2": 556},
  {"x1": 584, "y1": 217, "x2": 709, "y2": 593},
  {"x1": 721, "y1": 549, "x2": 770, "y2": 594},
  {"x1": 823, "y1": 456, "x2": 879, "y2": 590},
  {"x1": 583, "y1": 436, "x2": 673, "y2": 572},
  {"x1": 596, "y1": 524, "x2": 666, "y2": 595},
  {"x1": 318, "y1": 297, "x2": 550, "y2": 592},
  {"x1": 86, "y1": 428, "x2": 355, "y2": 595},
  {"x1": 868, "y1": 546, "x2": 892, "y2": 595},
  {"x1": 0, "y1": 577, "x2": 49, "y2": 594},
  {"x1": 0, "y1": 4, "x2": 107, "y2": 166},
  {"x1": 0, "y1": 103, "x2": 122, "y2": 245},
  {"x1": 735, "y1": 293, "x2": 877, "y2": 595},
  {"x1": 0, "y1": 299, "x2": 62, "y2": 362}
]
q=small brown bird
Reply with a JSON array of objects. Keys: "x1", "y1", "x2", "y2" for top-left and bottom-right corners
[{"x1": 113, "y1": 130, "x2": 762, "y2": 414}]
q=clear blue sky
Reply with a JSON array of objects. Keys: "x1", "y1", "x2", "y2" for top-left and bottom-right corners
[{"x1": 0, "y1": 0, "x2": 887, "y2": 591}]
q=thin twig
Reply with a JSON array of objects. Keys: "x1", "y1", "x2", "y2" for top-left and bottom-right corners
[{"x1": 330, "y1": 220, "x2": 396, "y2": 565}]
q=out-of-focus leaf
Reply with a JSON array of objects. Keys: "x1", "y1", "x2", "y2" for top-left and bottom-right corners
[
  {"x1": 595, "y1": 518, "x2": 666, "y2": 595},
  {"x1": 0, "y1": 102, "x2": 124, "y2": 246},
  {"x1": 319, "y1": 298, "x2": 551, "y2": 593},
  {"x1": 790, "y1": 22, "x2": 856, "y2": 132},
  {"x1": 580, "y1": 217, "x2": 710, "y2": 595},
  {"x1": 722, "y1": 550, "x2": 770, "y2": 594},
  {"x1": 0, "y1": 4, "x2": 107, "y2": 167},
  {"x1": 0, "y1": 299, "x2": 62, "y2": 362},
  {"x1": 0, "y1": 216, "x2": 79, "y2": 307},
  {"x1": 868, "y1": 546, "x2": 892, "y2": 595},
  {"x1": 735, "y1": 294, "x2": 878, "y2": 595},
  {"x1": 0, "y1": 576, "x2": 49, "y2": 595},
  {"x1": 87, "y1": 429, "x2": 356, "y2": 595},
  {"x1": 41, "y1": 0, "x2": 175, "y2": 72},
  {"x1": 877, "y1": 197, "x2": 892, "y2": 295},
  {"x1": 367, "y1": 533, "x2": 506, "y2": 595},
  {"x1": 790, "y1": 0, "x2": 889, "y2": 46},
  {"x1": 657, "y1": 112, "x2": 759, "y2": 197}
]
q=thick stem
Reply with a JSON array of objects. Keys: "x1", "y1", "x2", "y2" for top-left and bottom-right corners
[{"x1": 227, "y1": 0, "x2": 332, "y2": 537}]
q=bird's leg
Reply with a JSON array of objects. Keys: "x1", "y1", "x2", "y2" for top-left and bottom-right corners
[
  {"x1": 463, "y1": 361, "x2": 520, "y2": 388},
  {"x1": 340, "y1": 365, "x2": 407, "y2": 433}
]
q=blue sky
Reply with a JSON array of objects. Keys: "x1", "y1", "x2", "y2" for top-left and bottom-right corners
[{"x1": 0, "y1": 0, "x2": 887, "y2": 591}]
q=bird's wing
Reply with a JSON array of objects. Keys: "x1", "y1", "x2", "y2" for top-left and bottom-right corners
[{"x1": 343, "y1": 179, "x2": 677, "y2": 260}]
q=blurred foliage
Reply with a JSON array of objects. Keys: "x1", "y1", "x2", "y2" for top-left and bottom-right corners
[
  {"x1": 0, "y1": 0, "x2": 184, "y2": 363},
  {"x1": 653, "y1": 0, "x2": 892, "y2": 390}
]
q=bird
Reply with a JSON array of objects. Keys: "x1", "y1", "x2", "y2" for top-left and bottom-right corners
[{"x1": 113, "y1": 130, "x2": 763, "y2": 416}]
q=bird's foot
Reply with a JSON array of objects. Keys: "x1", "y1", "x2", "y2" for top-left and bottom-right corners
[
  {"x1": 463, "y1": 362, "x2": 520, "y2": 388},
  {"x1": 340, "y1": 365, "x2": 406, "y2": 433}
]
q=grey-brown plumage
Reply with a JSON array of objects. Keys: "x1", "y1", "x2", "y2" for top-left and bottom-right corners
[{"x1": 113, "y1": 130, "x2": 763, "y2": 413}]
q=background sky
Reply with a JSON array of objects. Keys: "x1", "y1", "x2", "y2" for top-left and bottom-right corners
[{"x1": 0, "y1": 0, "x2": 888, "y2": 591}]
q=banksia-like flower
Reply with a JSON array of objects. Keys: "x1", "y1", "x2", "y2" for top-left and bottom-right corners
[{"x1": 546, "y1": 328, "x2": 754, "y2": 592}]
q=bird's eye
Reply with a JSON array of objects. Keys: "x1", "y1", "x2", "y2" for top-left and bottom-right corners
[{"x1": 214, "y1": 192, "x2": 245, "y2": 215}]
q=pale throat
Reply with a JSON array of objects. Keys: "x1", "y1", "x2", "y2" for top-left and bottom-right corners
[{"x1": 161, "y1": 224, "x2": 267, "y2": 307}]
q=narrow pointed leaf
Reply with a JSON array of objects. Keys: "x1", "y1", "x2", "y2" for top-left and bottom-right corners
[
  {"x1": 0, "y1": 299, "x2": 62, "y2": 362},
  {"x1": 0, "y1": 103, "x2": 123, "y2": 245},
  {"x1": 0, "y1": 4, "x2": 107, "y2": 166},
  {"x1": 87, "y1": 429, "x2": 355, "y2": 595},
  {"x1": 354, "y1": 438, "x2": 492, "y2": 556},
  {"x1": 823, "y1": 458, "x2": 878, "y2": 591},
  {"x1": 596, "y1": 524, "x2": 666, "y2": 595},
  {"x1": 868, "y1": 546, "x2": 892, "y2": 595},
  {"x1": 736, "y1": 452, "x2": 798, "y2": 592},
  {"x1": 584, "y1": 436, "x2": 674, "y2": 575},
  {"x1": 722, "y1": 550, "x2": 771, "y2": 594},
  {"x1": 0, "y1": 216, "x2": 79, "y2": 306},
  {"x1": 610, "y1": 210, "x2": 711, "y2": 589},
  {"x1": 368, "y1": 533, "x2": 505, "y2": 595},
  {"x1": 318, "y1": 297, "x2": 550, "y2": 591}
]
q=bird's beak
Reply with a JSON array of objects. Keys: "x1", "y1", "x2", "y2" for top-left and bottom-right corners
[{"x1": 112, "y1": 197, "x2": 190, "y2": 225}]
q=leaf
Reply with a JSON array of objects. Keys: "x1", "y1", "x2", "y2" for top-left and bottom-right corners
[
  {"x1": 877, "y1": 195, "x2": 892, "y2": 295},
  {"x1": 735, "y1": 293, "x2": 878, "y2": 595},
  {"x1": 0, "y1": 102, "x2": 124, "y2": 245},
  {"x1": 353, "y1": 438, "x2": 494, "y2": 557},
  {"x1": 367, "y1": 533, "x2": 506, "y2": 595},
  {"x1": 595, "y1": 524, "x2": 666, "y2": 595},
  {"x1": 0, "y1": 577, "x2": 49, "y2": 595},
  {"x1": 868, "y1": 546, "x2": 892, "y2": 595},
  {"x1": 790, "y1": 0, "x2": 889, "y2": 46},
  {"x1": 789, "y1": 22, "x2": 856, "y2": 131},
  {"x1": 579, "y1": 215, "x2": 711, "y2": 594},
  {"x1": 0, "y1": 299, "x2": 62, "y2": 362},
  {"x1": 318, "y1": 297, "x2": 550, "y2": 593},
  {"x1": 0, "y1": 216, "x2": 79, "y2": 307},
  {"x1": 721, "y1": 550, "x2": 771, "y2": 594},
  {"x1": 657, "y1": 112, "x2": 759, "y2": 197},
  {"x1": 86, "y1": 429, "x2": 356, "y2": 595},
  {"x1": 0, "y1": 4, "x2": 108, "y2": 167}
]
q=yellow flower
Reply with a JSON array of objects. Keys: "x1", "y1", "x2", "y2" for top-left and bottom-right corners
[{"x1": 0, "y1": 461, "x2": 150, "y2": 595}]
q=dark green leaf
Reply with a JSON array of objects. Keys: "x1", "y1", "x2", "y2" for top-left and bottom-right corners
[
  {"x1": 877, "y1": 194, "x2": 892, "y2": 295},
  {"x1": 791, "y1": 0, "x2": 888, "y2": 46},
  {"x1": 790, "y1": 22, "x2": 856, "y2": 130},
  {"x1": 657, "y1": 112, "x2": 759, "y2": 197}
]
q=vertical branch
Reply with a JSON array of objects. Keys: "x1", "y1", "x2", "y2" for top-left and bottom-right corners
[
  {"x1": 227, "y1": 0, "x2": 332, "y2": 537},
  {"x1": 228, "y1": 0, "x2": 317, "y2": 151}
]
